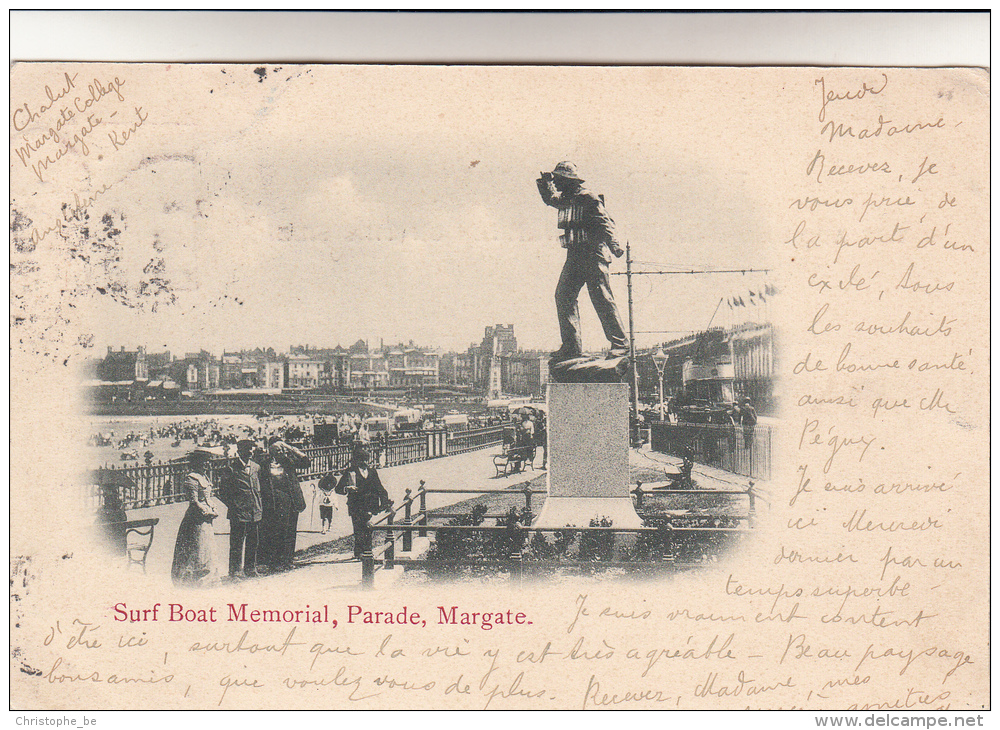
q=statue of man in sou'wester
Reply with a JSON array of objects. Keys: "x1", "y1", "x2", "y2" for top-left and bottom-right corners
[{"x1": 536, "y1": 161, "x2": 628, "y2": 362}]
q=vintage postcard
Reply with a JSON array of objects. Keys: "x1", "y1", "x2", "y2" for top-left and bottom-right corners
[{"x1": 10, "y1": 63, "x2": 989, "y2": 711}]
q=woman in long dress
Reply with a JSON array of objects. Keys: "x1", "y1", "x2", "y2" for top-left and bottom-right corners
[
  {"x1": 171, "y1": 448, "x2": 220, "y2": 586},
  {"x1": 256, "y1": 453, "x2": 291, "y2": 574},
  {"x1": 268, "y1": 438, "x2": 309, "y2": 571}
]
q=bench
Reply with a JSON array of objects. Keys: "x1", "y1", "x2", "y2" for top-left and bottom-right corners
[
  {"x1": 124, "y1": 518, "x2": 160, "y2": 573},
  {"x1": 652, "y1": 457, "x2": 694, "y2": 490},
  {"x1": 493, "y1": 446, "x2": 536, "y2": 477}
]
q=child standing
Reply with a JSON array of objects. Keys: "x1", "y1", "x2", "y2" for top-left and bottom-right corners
[{"x1": 317, "y1": 472, "x2": 338, "y2": 535}]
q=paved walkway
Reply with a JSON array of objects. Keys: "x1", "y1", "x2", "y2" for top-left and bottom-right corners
[
  {"x1": 629, "y1": 446, "x2": 762, "y2": 491},
  {"x1": 123, "y1": 444, "x2": 769, "y2": 589},
  {"x1": 127, "y1": 445, "x2": 539, "y2": 583}
]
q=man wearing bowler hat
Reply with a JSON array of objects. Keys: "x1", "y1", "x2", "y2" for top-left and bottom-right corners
[
  {"x1": 335, "y1": 444, "x2": 392, "y2": 560},
  {"x1": 537, "y1": 161, "x2": 629, "y2": 362},
  {"x1": 218, "y1": 439, "x2": 263, "y2": 578}
]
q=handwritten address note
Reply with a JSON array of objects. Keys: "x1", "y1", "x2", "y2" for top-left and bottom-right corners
[
  {"x1": 10, "y1": 66, "x2": 155, "y2": 370},
  {"x1": 9, "y1": 65, "x2": 989, "y2": 711},
  {"x1": 776, "y1": 68, "x2": 988, "y2": 710},
  {"x1": 12, "y1": 73, "x2": 143, "y2": 184}
]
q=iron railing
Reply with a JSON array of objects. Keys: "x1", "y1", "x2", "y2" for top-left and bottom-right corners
[
  {"x1": 300, "y1": 444, "x2": 352, "y2": 479},
  {"x1": 448, "y1": 425, "x2": 506, "y2": 455},
  {"x1": 650, "y1": 422, "x2": 772, "y2": 481},
  {"x1": 354, "y1": 481, "x2": 756, "y2": 588},
  {"x1": 87, "y1": 427, "x2": 505, "y2": 511},
  {"x1": 383, "y1": 434, "x2": 428, "y2": 465}
]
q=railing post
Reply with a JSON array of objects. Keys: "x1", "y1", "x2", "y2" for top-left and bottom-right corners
[
  {"x1": 747, "y1": 481, "x2": 756, "y2": 528},
  {"x1": 141, "y1": 465, "x2": 152, "y2": 508},
  {"x1": 403, "y1": 488, "x2": 413, "y2": 552},
  {"x1": 523, "y1": 485, "x2": 532, "y2": 515},
  {"x1": 361, "y1": 550, "x2": 375, "y2": 588},
  {"x1": 418, "y1": 480, "x2": 427, "y2": 537},
  {"x1": 633, "y1": 482, "x2": 644, "y2": 511},
  {"x1": 384, "y1": 513, "x2": 395, "y2": 570},
  {"x1": 509, "y1": 547, "x2": 523, "y2": 587}
]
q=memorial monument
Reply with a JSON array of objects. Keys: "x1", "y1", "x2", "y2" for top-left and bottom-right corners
[{"x1": 533, "y1": 162, "x2": 642, "y2": 529}]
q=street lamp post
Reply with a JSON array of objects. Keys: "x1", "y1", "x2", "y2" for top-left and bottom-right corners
[{"x1": 651, "y1": 346, "x2": 667, "y2": 422}]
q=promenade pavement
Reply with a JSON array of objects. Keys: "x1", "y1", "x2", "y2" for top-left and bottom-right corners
[
  {"x1": 629, "y1": 446, "x2": 763, "y2": 491},
  {"x1": 127, "y1": 445, "x2": 539, "y2": 584},
  {"x1": 122, "y1": 444, "x2": 767, "y2": 589}
]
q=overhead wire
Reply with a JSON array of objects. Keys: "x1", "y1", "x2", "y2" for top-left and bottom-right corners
[{"x1": 612, "y1": 267, "x2": 771, "y2": 276}]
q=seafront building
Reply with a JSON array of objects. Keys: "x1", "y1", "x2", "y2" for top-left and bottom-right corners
[
  {"x1": 633, "y1": 322, "x2": 776, "y2": 416},
  {"x1": 84, "y1": 321, "x2": 775, "y2": 411}
]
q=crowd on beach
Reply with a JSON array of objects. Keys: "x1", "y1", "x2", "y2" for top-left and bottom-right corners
[
  {"x1": 89, "y1": 416, "x2": 312, "y2": 451},
  {"x1": 90, "y1": 408, "x2": 524, "y2": 466}
]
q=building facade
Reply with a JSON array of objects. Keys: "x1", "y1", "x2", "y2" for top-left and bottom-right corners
[
  {"x1": 220, "y1": 352, "x2": 244, "y2": 389},
  {"x1": 728, "y1": 322, "x2": 775, "y2": 411},
  {"x1": 501, "y1": 351, "x2": 549, "y2": 398},
  {"x1": 97, "y1": 346, "x2": 149, "y2": 383},
  {"x1": 349, "y1": 352, "x2": 389, "y2": 388},
  {"x1": 635, "y1": 322, "x2": 775, "y2": 415},
  {"x1": 96, "y1": 329, "x2": 557, "y2": 398},
  {"x1": 477, "y1": 324, "x2": 517, "y2": 393},
  {"x1": 184, "y1": 351, "x2": 221, "y2": 390},
  {"x1": 386, "y1": 347, "x2": 440, "y2": 387},
  {"x1": 257, "y1": 360, "x2": 285, "y2": 389},
  {"x1": 285, "y1": 354, "x2": 323, "y2": 389}
]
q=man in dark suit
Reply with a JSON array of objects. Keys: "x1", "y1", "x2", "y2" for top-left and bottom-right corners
[
  {"x1": 335, "y1": 445, "x2": 392, "y2": 559},
  {"x1": 537, "y1": 161, "x2": 628, "y2": 361},
  {"x1": 738, "y1": 397, "x2": 758, "y2": 449},
  {"x1": 218, "y1": 439, "x2": 263, "y2": 578}
]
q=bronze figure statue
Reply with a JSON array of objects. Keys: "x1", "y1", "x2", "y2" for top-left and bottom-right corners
[{"x1": 537, "y1": 161, "x2": 629, "y2": 365}]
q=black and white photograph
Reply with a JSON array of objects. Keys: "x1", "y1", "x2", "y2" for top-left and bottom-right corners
[{"x1": 14, "y1": 63, "x2": 780, "y2": 590}]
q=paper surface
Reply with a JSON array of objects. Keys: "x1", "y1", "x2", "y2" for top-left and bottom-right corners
[{"x1": 10, "y1": 64, "x2": 989, "y2": 710}]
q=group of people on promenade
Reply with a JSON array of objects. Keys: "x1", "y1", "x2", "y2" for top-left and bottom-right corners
[
  {"x1": 171, "y1": 436, "x2": 310, "y2": 585},
  {"x1": 169, "y1": 434, "x2": 394, "y2": 586}
]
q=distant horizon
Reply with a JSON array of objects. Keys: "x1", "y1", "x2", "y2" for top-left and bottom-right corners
[{"x1": 88, "y1": 316, "x2": 773, "y2": 363}]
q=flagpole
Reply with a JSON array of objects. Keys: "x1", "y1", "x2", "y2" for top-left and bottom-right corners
[{"x1": 706, "y1": 296, "x2": 724, "y2": 329}]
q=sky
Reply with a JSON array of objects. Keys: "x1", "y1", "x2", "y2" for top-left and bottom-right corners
[{"x1": 12, "y1": 64, "x2": 778, "y2": 360}]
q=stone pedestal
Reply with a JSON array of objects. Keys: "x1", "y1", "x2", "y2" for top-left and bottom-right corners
[{"x1": 533, "y1": 382, "x2": 643, "y2": 529}]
